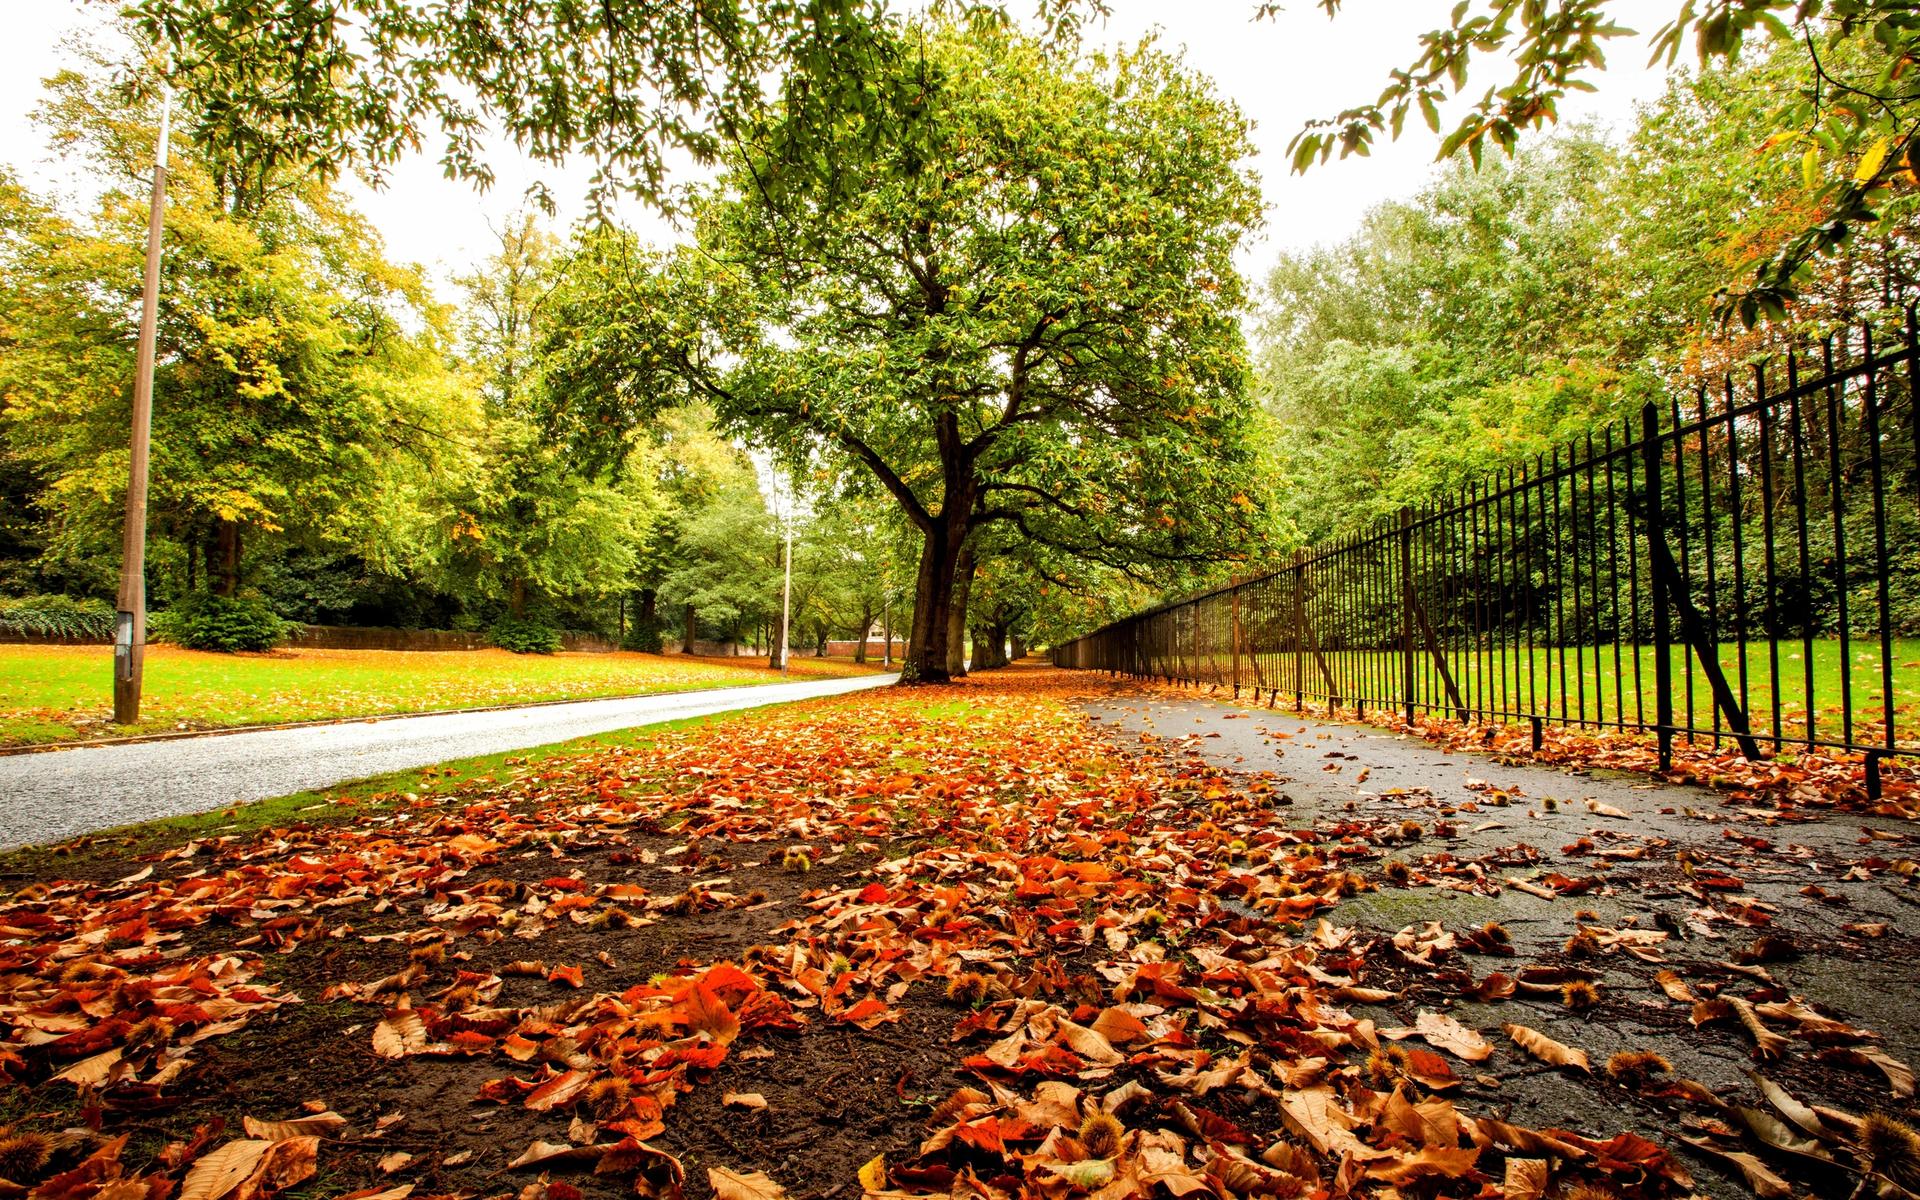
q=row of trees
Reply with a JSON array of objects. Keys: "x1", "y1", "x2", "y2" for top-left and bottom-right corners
[
  {"x1": 3, "y1": 19, "x2": 1269, "y2": 672},
  {"x1": 1258, "y1": 37, "x2": 1920, "y2": 547},
  {"x1": 0, "y1": 52, "x2": 913, "y2": 657},
  {"x1": 19, "y1": 0, "x2": 1913, "y2": 672}
]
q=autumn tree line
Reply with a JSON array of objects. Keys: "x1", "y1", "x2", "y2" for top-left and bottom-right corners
[{"x1": 4, "y1": 6, "x2": 1919, "y2": 680}]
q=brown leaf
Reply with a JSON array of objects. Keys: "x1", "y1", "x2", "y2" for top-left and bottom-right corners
[
  {"x1": 706, "y1": 1167, "x2": 788, "y2": 1200},
  {"x1": 1679, "y1": 1137, "x2": 1792, "y2": 1199},
  {"x1": 525, "y1": 1070, "x2": 592, "y2": 1112},
  {"x1": 1502, "y1": 1158, "x2": 1548, "y2": 1200},
  {"x1": 1503, "y1": 1024, "x2": 1590, "y2": 1072},
  {"x1": 1726, "y1": 997, "x2": 1790, "y2": 1059},
  {"x1": 1654, "y1": 969, "x2": 1695, "y2": 1002},
  {"x1": 371, "y1": 1011, "x2": 428, "y2": 1060},
  {"x1": 241, "y1": 1113, "x2": 347, "y2": 1142},
  {"x1": 1414, "y1": 1010, "x2": 1492, "y2": 1061},
  {"x1": 177, "y1": 1141, "x2": 274, "y2": 1200}
]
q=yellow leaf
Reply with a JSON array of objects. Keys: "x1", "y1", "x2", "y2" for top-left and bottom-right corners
[
  {"x1": 1857, "y1": 136, "x2": 1891, "y2": 183},
  {"x1": 1504, "y1": 1023, "x2": 1590, "y2": 1072}
]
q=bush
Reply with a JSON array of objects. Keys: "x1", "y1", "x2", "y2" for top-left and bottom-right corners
[
  {"x1": 491, "y1": 616, "x2": 562, "y2": 654},
  {"x1": 149, "y1": 591, "x2": 297, "y2": 652},
  {"x1": 0, "y1": 594, "x2": 116, "y2": 640}
]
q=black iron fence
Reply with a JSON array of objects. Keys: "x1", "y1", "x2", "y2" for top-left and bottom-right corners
[{"x1": 1053, "y1": 316, "x2": 1920, "y2": 795}]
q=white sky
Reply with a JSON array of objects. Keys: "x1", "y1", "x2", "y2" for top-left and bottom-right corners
[{"x1": 0, "y1": 0, "x2": 1683, "y2": 288}]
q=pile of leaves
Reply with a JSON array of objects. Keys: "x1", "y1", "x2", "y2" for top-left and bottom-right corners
[{"x1": 0, "y1": 668, "x2": 1915, "y2": 1200}]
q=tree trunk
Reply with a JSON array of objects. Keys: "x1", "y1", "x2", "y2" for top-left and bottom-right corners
[
  {"x1": 945, "y1": 543, "x2": 977, "y2": 678},
  {"x1": 639, "y1": 589, "x2": 658, "y2": 625},
  {"x1": 971, "y1": 621, "x2": 1010, "y2": 670},
  {"x1": 508, "y1": 577, "x2": 528, "y2": 618},
  {"x1": 988, "y1": 622, "x2": 1012, "y2": 669},
  {"x1": 682, "y1": 602, "x2": 697, "y2": 653},
  {"x1": 769, "y1": 599, "x2": 786, "y2": 671},
  {"x1": 853, "y1": 603, "x2": 874, "y2": 663},
  {"x1": 211, "y1": 520, "x2": 242, "y2": 597},
  {"x1": 903, "y1": 515, "x2": 969, "y2": 683},
  {"x1": 1009, "y1": 632, "x2": 1026, "y2": 662}
]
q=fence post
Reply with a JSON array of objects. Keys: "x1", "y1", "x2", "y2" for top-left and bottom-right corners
[
  {"x1": 1230, "y1": 579, "x2": 1243, "y2": 697},
  {"x1": 1399, "y1": 507, "x2": 1416, "y2": 723},
  {"x1": 1641, "y1": 402, "x2": 1674, "y2": 772},
  {"x1": 1292, "y1": 550, "x2": 1306, "y2": 712}
]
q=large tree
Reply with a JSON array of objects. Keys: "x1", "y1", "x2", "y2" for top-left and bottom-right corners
[{"x1": 539, "y1": 19, "x2": 1266, "y2": 680}]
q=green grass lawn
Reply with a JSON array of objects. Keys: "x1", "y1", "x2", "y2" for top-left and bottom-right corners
[
  {"x1": 1224, "y1": 637, "x2": 1920, "y2": 751},
  {"x1": 0, "y1": 678, "x2": 1003, "y2": 870},
  {"x1": 0, "y1": 644, "x2": 885, "y2": 747}
]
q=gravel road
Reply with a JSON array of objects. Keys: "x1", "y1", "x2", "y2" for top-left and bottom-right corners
[{"x1": 0, "y1": 672, "x2": 896, "y2": 849}]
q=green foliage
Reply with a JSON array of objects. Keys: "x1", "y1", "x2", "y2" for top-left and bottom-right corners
[
  {"x1": 130, "y1": 0, "x2": 917, "y2": 213},
  {"x1": 620, "y1": 614, "x2": 666, "y2": 654},
  {"x1": 489, "y1": 616, "x2": 562, "y2": 655},
  {"x1": 0, "y1": 50, "x2": 474, "y2": 603},
  {"x1": 1257, "y1": 36, "x2": 1920, "y2": 556},
  {"x1": 539, "y1": 17, "x2": 1270, "y2": 676},
  {"x1": 0, "y1": 594, "x2": 115, "y2": 640},
  {"x1": 149, "y1": 591, "x2": 296, "y2": 651},
  {"x1": 1291, "y1": 0, "x2": 1920, "y2": 321}
]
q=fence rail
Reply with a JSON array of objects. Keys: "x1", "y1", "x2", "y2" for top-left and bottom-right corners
[{"x1": 1053, "y1": 315, "x2": 1920, "y2": 796}]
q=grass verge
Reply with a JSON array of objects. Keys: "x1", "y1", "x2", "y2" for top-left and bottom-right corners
[{"x1": 0, "y1": 644, "x2": 885, "y2": 747}]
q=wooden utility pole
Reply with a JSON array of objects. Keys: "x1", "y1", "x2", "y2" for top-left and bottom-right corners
[
  {"x1": 114, "y1": 77, "x2": 170, "y2": 725},
  {"x1": 781, "y1": 501, "x2": 792, "y2": 676}
]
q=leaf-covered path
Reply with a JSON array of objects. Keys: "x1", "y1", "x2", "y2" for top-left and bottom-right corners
[
  {"x1": 1082, "y1": 688, "x2": 1920, "y2": 1174},
  {"x1": 0, "y1": 666, "x2": 1915, "y2": 1200},
  {"x1": 0, "y1": 672, "x2": 896, "y2": 849}
]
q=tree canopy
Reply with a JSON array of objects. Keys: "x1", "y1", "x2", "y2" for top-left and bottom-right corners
[
  {"x1": 538, "y1": 17, "x2": 1269, "y2": 679},
  {"x1": 1286, "y1": 0, "x2": 1920, "y2": 323}
]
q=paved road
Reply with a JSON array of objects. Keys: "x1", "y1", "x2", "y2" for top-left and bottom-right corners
[{"x1": 0, "y1": 673, "x2": 897, "y2": 849}]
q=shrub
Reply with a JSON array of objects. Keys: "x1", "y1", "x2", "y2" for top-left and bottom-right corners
[
  {"x1": 491, "y1": 616, "x2": 562, "y2": 654},
  {"x1": 148, "y1": 591, "x2": 297, "y2": 652},
  {"x1": 0, "y1": 594, "x2": 116, "y2": 641}
]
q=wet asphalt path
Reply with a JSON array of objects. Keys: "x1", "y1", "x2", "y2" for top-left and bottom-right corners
[
  {"x1": 0, "y1": 672, "x2": 896, "y2": 850},
  {"x1": 1081, "y1": 684, "x2": 1920, "y2": 1197}
]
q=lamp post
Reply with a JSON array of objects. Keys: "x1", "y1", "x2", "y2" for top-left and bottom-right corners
[
  {"x1": 780, "y1": 488, "x2": 792, "y2": 676},
  {"x1": 114, "y1": 75, "x2": 170, "y2": 725}
]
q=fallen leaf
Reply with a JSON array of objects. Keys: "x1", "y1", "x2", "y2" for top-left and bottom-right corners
[
  {"x1": 1504, "y1": 1024, "x2": 1590, "y2": 1072},
  {"x1": 707, "y1": 1167, "x2": 789, "y2": 1200}
]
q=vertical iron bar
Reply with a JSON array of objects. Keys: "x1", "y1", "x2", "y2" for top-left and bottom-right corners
[
  {"x1": 1789, "y1": 352, "x2": 1816, "y2": 747},
  {"x1": 1626, "y1": 417, "x2": 1644, "y2": 728},
  {"x1": 1698, "y1": 385, "x2": 1722, "y2": 745},
  {"x1": 1671, "y1": 391, "x2": 1696, "y2": 743},
  {"x1": 1604, "y1": 429, "x2": 1626, "y2": 730},
  {"x1": 1825, "y1": 337, "x2": 1854, "y2": 747},
  {"x1": 1644, "y1": 402, "x2": 1675, "y2": 771},
  {"x1": 1569, "y1": 442, "x2": 1588, "y2": 726},
  {"x1": 1725, "y1": 374, "x2": 1751, "y2": 742},
  {"x1": 1863, "y1": 327, "x2": 1895, "y2": 752},
  {"x1": 1756, "y1": 363, "x2": 1783, "y2": 748}
]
